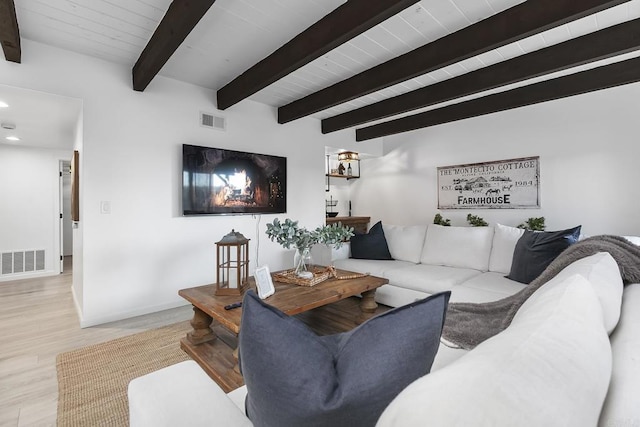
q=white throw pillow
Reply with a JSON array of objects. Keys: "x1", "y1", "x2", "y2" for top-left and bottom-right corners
[
  {"x1": 421, "y1": 224, "x2": 494, "y2": 271},
  {"x1": 549, "y1": 252, "x2": 623, "y2": 335},
  {"x1": 381, "y1": 224, "x2": 427, "y2": 264},
  {"x1": 377, "y1": 275, "x2": 612, "y2": 427},
  {"x1": 488, "y1": 223, "x2": 525, "y2": 274}
]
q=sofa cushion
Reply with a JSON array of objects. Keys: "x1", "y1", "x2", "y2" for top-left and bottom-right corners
[
  {"x1": 238, "y1": 290, "x2": 450, "y2": 427},
  {"x1": 549, "y1": 252, "x2": 623, "y2": 335},
  {"x1": 421, "y1": 224, "x2": 494, "y2": 271},
  {"x1": 623, "y1": 235, "x2": 640, "y2": 246},
  {"x1": 430, "y1": 343, "x2": 468, "y2": 373},
  {"x1": 488, "y1": 223, "x2": 525, "y2": 274},
  {"x1": 350, "y1": 221, "x2": 393, "y2": 260},
  {"x1": 384, "y1": 264, "x2": 482, "y2": 295},
  {"x1": 381, "y1": 224, "x2": 427, "y2": 264},
  {"x1": 599, "y1": 283, "x2": 640, "y2": 427},
  {"x1": 507, "y1": 225, "x2": 581, "y2": 284},
  {"x1": 373, "y1": 285, "x2": 431, "y2": 308},
  {"x1": 449, "y1": 272, "x2": 527, "y2": 303},
  {"x1": 128, "y1": 360, "x2": 252, "y2": 427},
  {"x1": 333, "y1": 258, "x2": 414, "y2": 279},
  {"x1": 378, "y1": 274, "x2": 612, "y2": 427},
  {"x1": 227, "y1": 386, "x2": 248, "y2": 411}
]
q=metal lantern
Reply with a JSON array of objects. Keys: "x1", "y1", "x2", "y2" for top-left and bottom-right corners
[{"x1": 215, "y1": 229, "x2": 250, "y2": 296}]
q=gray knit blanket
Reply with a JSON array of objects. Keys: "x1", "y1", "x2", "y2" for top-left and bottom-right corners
[{"x1": 441, "y1": 235, "x2": 640, "y2": 350}]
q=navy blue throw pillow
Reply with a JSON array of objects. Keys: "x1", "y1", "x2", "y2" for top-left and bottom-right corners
[
  {"x1": 238, "y1": 290, "x2": 450, "y2": 427},
  {"x1": 507, "y1": 225, "x2": 582, "y2": 284},
  {"x1": 350, "y1": 221, "x2": 393, "y2": 260}
]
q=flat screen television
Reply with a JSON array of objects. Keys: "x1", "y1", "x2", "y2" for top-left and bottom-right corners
[{"x1": 182, "y1": 144, "x2": 287, "y2": 215}]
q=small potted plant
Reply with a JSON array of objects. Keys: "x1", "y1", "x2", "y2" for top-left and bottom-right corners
[
  {"x1": 466, "y1": 214, "x2": 488, "y2": 227},
  {"x1": 518, "y1": 217, "x2": 546, "y2": 231},
  {"x1": 265, "y1": 218, "x2": 354, "y2": 278},
  {"x1": 433, "y1": 213, "x2": 451, "y2": 226}
]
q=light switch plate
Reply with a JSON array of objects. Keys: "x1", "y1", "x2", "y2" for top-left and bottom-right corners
[{"x1": 100, "y1": 201, "x2": 111, "y2": 214}]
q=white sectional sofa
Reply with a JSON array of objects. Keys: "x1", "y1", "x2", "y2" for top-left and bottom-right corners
[
  {"x1": 333, "y1": 224, "x2": 529, "y2": 309},
  {"x1": 128, "y1": 224, "x2": 640, "y2": 427}
]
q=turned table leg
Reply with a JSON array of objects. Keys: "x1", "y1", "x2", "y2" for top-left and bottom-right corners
[
  {"x1": 232, "y1": 347, "x2": 241, "y2": 374},
  {"x1": 360, "y1": 289, "x2": 378, "y2": 313},
  {"x1": 186, "y1": 306, "x2": 217, "y2": 345}
]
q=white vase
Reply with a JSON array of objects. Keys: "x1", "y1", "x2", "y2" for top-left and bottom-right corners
[{"x1": 293, "y1": 247, "x2": 313, "y2": 278}]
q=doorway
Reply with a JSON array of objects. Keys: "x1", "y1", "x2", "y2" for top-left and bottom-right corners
[{"x1": 59, "y1": 160, "x2": 73, "y2": 273}]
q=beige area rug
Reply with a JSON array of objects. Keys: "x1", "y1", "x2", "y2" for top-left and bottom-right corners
[{"x1": 56, "y1": 320, "x2": 191, "y2": 427}]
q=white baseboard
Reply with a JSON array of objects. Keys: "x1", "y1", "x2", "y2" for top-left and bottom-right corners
[
  {"x1": 71, "y1": 284, "x2": 84, "y2": 325},
  {"x1": 0, "y1": 269, "x2": 58, "y2": 282},
  {"x1": 79, "y1": 299, "x2": 191, "y2": 328}
]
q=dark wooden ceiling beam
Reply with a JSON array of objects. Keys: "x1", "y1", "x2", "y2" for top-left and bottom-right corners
[
  {"x1": 0, "y1": 0, "x2": 20, "y2": 63},
  {"x1": 323, "y1": 18, "x2": 640, "y2": 134},
  {"x1": 133, "y1": 0, "x2": 216, "y2": 92},
  {"x1": 355, "y1": 56, "x2": 640, "y2": 141},
  {"x1": 216, "y1": 0, "x2": 420, "y2": 110},
  {"x1": 279, "y1": 0, "x2": 631, "y2": 124}
]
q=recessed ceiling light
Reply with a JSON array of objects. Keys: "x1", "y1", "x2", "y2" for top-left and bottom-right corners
[
  {"x1": 6, "y1": 136, "x2": 20, "y2": 141},
  {"x1": 0, "y1": 101, "x2": 8, "y2": 108}
]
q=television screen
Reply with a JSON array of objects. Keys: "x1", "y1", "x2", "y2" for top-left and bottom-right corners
[{"x1": 182, "y1": 144, "x2": 287, "y2": 215}]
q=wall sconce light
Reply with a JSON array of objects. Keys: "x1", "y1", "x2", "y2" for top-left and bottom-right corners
[{"x1": 338, "y1": 151, "x2": 359, "y2": 162}]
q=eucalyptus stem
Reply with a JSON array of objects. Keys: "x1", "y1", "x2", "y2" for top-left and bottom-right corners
[{"x1": 265, "y1": 218, "x2": 354, "y2": 250}]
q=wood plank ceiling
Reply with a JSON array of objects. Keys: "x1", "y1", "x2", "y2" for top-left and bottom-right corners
[{"x1": 5, "y1": 0, "x2": 640, "y2": 141}]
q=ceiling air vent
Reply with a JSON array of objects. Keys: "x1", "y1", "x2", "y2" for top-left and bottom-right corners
[{"x1": 200, "y1": 112, "x2": 226, "y2": 131}]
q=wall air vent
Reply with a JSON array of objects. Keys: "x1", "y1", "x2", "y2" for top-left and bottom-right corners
[
  {"x1": 1, "y1": 250, "x2": 45, "y2": 276},
  {"x1": 200, "y1": 112, "x2": 226, "y2": 131}
]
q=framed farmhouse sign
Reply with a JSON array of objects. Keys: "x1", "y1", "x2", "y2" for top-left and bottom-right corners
[{"x1": 438, "y1": 157, "x2": 540, "y2": 209}]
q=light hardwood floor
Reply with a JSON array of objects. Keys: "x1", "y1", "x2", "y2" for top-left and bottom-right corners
[{"x1": 0, "y1": 257, "x2": 193, "y2": 427}]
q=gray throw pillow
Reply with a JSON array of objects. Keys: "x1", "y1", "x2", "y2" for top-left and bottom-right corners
[
  {"x1": 238, "y1": 290, "x2": 450, "y2": 427},
  {"x1": 507, "y1": 225, "x2": 582, "y2": 284}
]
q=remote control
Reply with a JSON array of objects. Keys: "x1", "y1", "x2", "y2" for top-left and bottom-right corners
[{"x1": 224, "y1": 301, "x2": 243, "y2": 310}]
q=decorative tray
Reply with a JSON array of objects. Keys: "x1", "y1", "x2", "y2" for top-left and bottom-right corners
[
  {"x1": 271, "y1": 266, "x2": 369, "y2": 287},
  {"x1": 271, "y1": 266, "x2": 332, "y2": 287}
]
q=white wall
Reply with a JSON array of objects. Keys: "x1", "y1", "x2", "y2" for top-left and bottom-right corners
[
  {"x1": 351, "y1": 82, "x2": 640, "y2": 236},
  {"x1": 0, "y1": 145, "x2": 71, "y2": 281},
  {"x1": 0, "y1": 39, "x2": 364, "y2": 326}
]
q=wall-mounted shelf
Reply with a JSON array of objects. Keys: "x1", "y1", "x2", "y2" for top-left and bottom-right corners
[
  {"x1": 326, "y1": 173, "x2": 359, "y2": 180},
  {"x1": 326, "y1": 154, "x2": 360, "y2": 191}
]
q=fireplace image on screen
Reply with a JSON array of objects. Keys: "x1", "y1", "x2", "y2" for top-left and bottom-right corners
[{"x1": 182, "y1": 144, "x2": 287, "y2": 215}]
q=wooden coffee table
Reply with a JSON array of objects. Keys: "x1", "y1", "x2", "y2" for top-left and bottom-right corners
[{"x1": 178, "y1": 269, "x2": 388, "y2": 392}]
